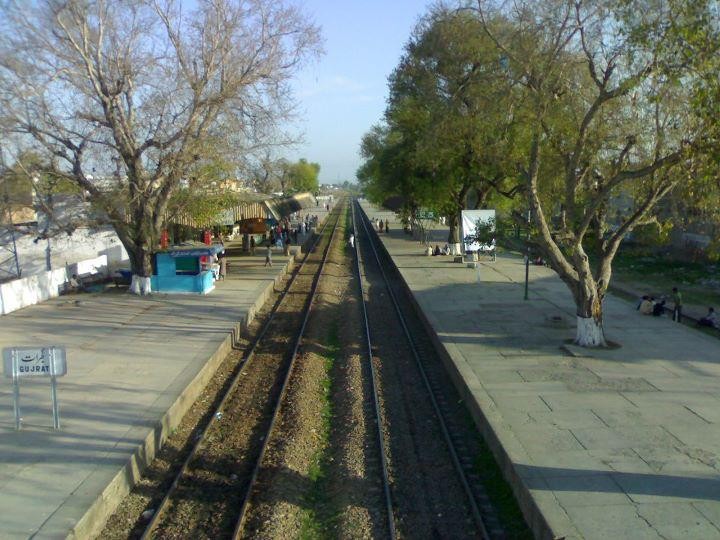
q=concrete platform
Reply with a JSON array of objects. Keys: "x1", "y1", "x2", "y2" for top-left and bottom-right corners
[
  {"x1": 360, "y1": 201, "x2": 720, "y2": 540},
  {"x1": 0, "y1": 244, "x2": 297, "y2": 539}
]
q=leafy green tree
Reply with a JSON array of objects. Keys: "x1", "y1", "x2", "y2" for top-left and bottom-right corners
[
  {"x1": 287, "y1": 158, "x2": 320, "y2": 194},
  {"x1": 477, "y1": 0, "x2": 717, "y2": 346},
  {"x1": 1, "y1": 151, "x2": 83, "y2": 235},
  {"x1": 359, "y1": 7, "x2": 523, "y2": 244}
]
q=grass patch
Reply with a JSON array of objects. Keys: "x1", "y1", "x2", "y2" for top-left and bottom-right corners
[
  {"x1": 298, "y1": 323, "x2": 340, "y2": 540},
  {"x1": 474, "y1": 436, "x2": 533, "y2": 539},
  {"x1": 610, "y1": 251, "x2": 720, "y2": 306},
  {"x1": 455, "y1": 408, "x2": 531, "y2": 538}
]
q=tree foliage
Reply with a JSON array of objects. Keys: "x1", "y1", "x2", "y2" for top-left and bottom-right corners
[
  {"x1": 358, "y1": 7, "x2": 523, "y2": 243},
  {"x1": 475, "y1": 0, "x2": 719, "y2": 345},
  {"x1": 287, "y1": 158, "x2": 320, "y2": 194},
  {"x1": 360, "y1": 0, "x2": 720, "y2": 346},
  {"x1": 0, "y1": 0, "x2": 322, "y2": 293}
]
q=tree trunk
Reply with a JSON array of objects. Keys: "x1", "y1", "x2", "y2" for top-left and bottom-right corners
[
  {"x1": 448, "y1": 213, "x2": 460, "y2": 244},
  {"x1": 128, "y1": 244, "x2": 153, "y2": 295},
  {"x1": 573, "y1": 286, "x2": 606, "y2": 347}
]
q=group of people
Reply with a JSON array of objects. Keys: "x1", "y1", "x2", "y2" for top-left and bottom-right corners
[
  {"x1": 432, "y1": 244, "x2": 451, "y2": 256},
  {"x1": 637, "y1": 295, "x2": 668, "y2": 317},
  {"x1": 374, "y1": 218, "x2": 390, "y2": 233},
  {"x1": 636, "y1": 286, "x2": 716, "y2": 328},
  {"x1": 637, "y1": 287, "x2": 682, "y2": 320}
]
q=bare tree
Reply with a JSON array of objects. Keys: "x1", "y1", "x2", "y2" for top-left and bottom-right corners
[
  {"x1": 247, "y1": 150, "x2": 283, "y2": 194},
  {"x1": 477, "y1": 0, "x2": 712, "y2": 346},
  {"x1": 0, "y1": 0, "x2": 321, "y2": 293}
]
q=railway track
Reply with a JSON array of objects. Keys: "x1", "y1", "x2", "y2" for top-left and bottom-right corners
[
  {"x1": 104, "y1": 198, "x2": 527, "y2": 539},
  {"x1": 353, "y1": 199, "x2": 506, "y2": 539},
  {"x1": 139, "y1": 204, "x2": 344, "y2": 539}
]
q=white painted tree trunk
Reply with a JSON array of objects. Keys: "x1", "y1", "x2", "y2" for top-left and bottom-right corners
[
  {"x1": 575, "y1": 315, "x2": 606, "y2": 347},
  {"x1": 129, "y1": 275, "x2": 152, "y2": 295},
  {"x1": 450, "y1": 242, "x2": 462, "y2": 255}
]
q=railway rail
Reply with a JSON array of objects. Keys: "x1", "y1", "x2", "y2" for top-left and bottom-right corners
[
  {"x1": 139, "y1": 204, "x2": 344, "y2": 539},
  {"x1": 350, "y1": 202, "x2": 397, "y2": 540},
  {"x1": 353, "y1": 199, "x2": 505, "y2": 539}
]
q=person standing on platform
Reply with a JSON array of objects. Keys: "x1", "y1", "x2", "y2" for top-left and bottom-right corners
[
  {"x1": 349, "y1": 233, "x2": 355, "y2": 248},
  {"x1": 250, "y1": 236, "x2": 256, "y2": 255},
  {"x1": 264, "y1": 244, "x2": 272, "y2": 267},
  {"x1": 379, "y1": 220, "x2": 384, "y2": 233},
  {"x1": 218, "y1": 251, "x2": 227, "y2": 280},
  {"x1": 671, "y1": 286, "x2": 683, "y2": 322},
  {"x1": 385, "y1": 219, "x2": 389, "y2": 233}
]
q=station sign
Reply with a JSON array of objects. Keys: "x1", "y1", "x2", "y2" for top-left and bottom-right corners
[
  {"x1": 2, "y1": 346, "x2": 67, "y2": 430},
  {"x1": 3, "y1": 346, "x2": 67, "y2": 378}
]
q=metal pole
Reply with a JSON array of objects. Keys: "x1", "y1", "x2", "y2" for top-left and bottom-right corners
[
  {"x1": 524, "y1": 249, "x2": 530, "y2": 301},
  {"x1": 12, "y1": 350, "x2": 20, "y2": 430},
  {"x1": 10, "y1": 217, "x2": 21, "y2": 277},
  {"x1": 524, "y1": 210, "x2": 530, "y2": 301},
  {"x1": 49, "y1": 348, "x2": 60, "y2": 429}
]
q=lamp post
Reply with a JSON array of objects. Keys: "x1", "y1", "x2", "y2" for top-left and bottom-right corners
[{"x1": 524, "y1": 209, "x2": 530, "y2": 301}]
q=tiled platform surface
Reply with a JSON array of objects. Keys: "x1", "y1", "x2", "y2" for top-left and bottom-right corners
[{"x1": 360, "y1": 200, "x2": 720, "y2": 540}]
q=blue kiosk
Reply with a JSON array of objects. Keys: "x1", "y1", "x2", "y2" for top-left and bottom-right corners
[{"x1": 151, "y1": 244, "x2": 224, "y2": 294}]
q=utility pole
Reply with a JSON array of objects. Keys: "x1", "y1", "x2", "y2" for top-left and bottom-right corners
[
  {"x1": 0, "y1": 143, "x2": 22, "y2": 281},
  {"x1": 524, "y1": 209, "x2": 530, "y2": 301}
]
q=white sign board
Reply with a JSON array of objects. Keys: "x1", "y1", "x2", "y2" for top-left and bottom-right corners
[
  {"x1": 461, "y1": 209, "x2": 496, "y2": 253},
  {"x1": 3, "y1": 347, "x2": 67, "y2": 378}
]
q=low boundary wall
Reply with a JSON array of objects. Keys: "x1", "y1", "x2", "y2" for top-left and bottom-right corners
[{"x1": 0, "y1": 254, "x2": 119, "y2": 315}]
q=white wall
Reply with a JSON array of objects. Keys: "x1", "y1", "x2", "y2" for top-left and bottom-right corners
[
  {"x1": 1, "y1": 227, "x2": 128, "y2": 278},
  {"x1": 0, "y1": 266, "x2": 68, "y2": 315},
  {"x1": 0, "y1": 254, "x2": 116, "y2": 315},
  {"x1": 0, "y1": 224, "x2": 130, "y2": 315}
]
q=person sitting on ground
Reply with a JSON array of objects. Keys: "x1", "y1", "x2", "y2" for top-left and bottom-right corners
[
  {"x1": 699, "y1": 307, "x2": 718, "y2": 328},
  {"x1": 652, "y1": 299, "x2": 666, "y2": 317},
  {"x1": 68, "y1": 274, "x2": 83, "y2": 293},
  {"x1": 442, "y1": 243, "x2": 451, "y2": 255},
  {"x1": 433, "y1": 244, "x2": 442, "y2": 256},
  {"x1": 639, "y1": 296, "x2": 655, "y2": 315}
]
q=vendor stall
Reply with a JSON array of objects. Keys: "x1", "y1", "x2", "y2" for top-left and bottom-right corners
[{"x1": 151, "y1": 244, "x2": 224, "y2": 294}]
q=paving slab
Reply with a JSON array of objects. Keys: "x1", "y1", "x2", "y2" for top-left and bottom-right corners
[
  {"x1": 360, "y1": 200, "x2": 720, "y2": 540},
  {"x1": 0, "y1": 242, "x2": 298, "y2": 539}
]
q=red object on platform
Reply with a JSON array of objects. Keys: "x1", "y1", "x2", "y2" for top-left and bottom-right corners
[
  {"x1": 203, "y1": 230, "x2": 212, "y2": 245},
  {"x1": 160, "y1": 230, "x2": 169, "y2": 249}
]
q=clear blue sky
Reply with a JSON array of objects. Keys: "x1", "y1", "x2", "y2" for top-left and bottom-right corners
[{"x1": 287, "y1": 0, "x2": 434, "y2": 184}]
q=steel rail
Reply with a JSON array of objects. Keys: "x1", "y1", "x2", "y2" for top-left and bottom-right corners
[
  {"x1": 140, "y1": 205, "x2": 343, "y2": 540},
  {"x1": 231, "y1": 202, "x2": 344, "y2": 539},
  {"x1": 354, "y1": 200, "x2": 491, "y2": 540},
  {"x1": 350, "y1": 200, "x2": 398, "y2": 540}
]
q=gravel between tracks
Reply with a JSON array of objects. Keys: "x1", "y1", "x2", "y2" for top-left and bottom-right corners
[{"x1": 241, "y1": 206, "x2": 383, "y2": 538}]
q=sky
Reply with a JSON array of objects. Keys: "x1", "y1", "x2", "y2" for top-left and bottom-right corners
[{"x1": 286, "y1": 0, "x2": 435, "y2": 184}]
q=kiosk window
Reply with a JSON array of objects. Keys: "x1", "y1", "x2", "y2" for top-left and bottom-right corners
[{"x1": 175, "y1": 256, "x2": 199, "y2": 275}]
